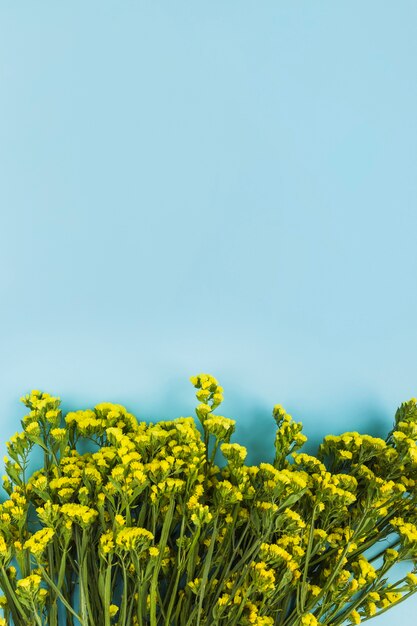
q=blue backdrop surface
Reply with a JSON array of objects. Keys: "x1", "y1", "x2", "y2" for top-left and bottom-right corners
[{"x1": 1, "y1": 1, "x2": 417, "y2": 623}]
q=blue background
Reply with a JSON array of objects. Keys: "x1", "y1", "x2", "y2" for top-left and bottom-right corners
[{"x1": 1, "y1": 1, "x2": 417, "y2": 622}]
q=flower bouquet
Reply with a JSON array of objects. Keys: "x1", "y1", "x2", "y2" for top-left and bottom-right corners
[{"x1": 1, "y1": 373, "x2": 417, "y2": 626}]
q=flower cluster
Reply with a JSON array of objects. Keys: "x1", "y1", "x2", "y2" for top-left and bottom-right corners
[{"x1": 0, "y1": 377, "x2": 417, "y2": 625}]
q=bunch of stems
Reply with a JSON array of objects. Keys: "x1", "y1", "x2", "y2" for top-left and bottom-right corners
[{"x1": 1, "y1": 375, "x2": 417, "y2": 626}]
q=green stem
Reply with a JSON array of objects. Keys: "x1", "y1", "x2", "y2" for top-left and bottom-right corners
[
  {"x1": 104, "y1": 558, "x2": 113, "y2": 626},
  {"x1": 0, "y1": 566, "x2": 29, "y2": 625},
  {"x1": 37, "y1": 564, "x2": 82, "y2": 623},
  {"x1": 298, "y1": 506, "x2": 317, "y2": 614},
  {"x1": 30, "y1": 599, "x2": 43, "y2": 626},
  {"x1": 47, "y1": 543, "x2": 58, "y2": 626},
  {"x1": 118, "y1": 562, "x2": 128, "y2": 626},
  {"x1": 196, "y1": 518, "x2": 218, "y2": 626},
  {"x1": 150, "y1": 498, "x2": 176, "y2": 626}
]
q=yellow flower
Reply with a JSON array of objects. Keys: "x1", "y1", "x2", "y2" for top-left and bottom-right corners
[
  {"x1": 250, "y1": 561, "x2": 276, "y2": 592},
  {"x1": 366, "y1": 602, "x2": 377, "y2": 617},
  {"x1": 50, "y1": 428, "x2": 67, "y2": 441},
  {"x1": 16, "y1": 574, "x2": 42, "y2": 593},
  {"x1": 191, "y1": 504, "x2": 213, "y2": 526},
  {"x1": 308, "y1": 585, "x2": 321, "y2": 597},
  {"x1": 196, "y1": 403, "x2": 212, "y2": 417},
  {"x1": 23, "y1": 528, "x2": 55, "y2": 558},
  {"x1": 384, "y1": 591, "x2": 402, "y2": 604},
  {"x1": 0, "y1": 535, "x2": 8, "y2": 556},
  {"x1": 116, "y1": 527, "x2": 154, "y2": 551},
  {"x1": 384, "y1": 548, "x2": 399, "y2": 561},
  {"x1": 25, "y1": 421, "x2": 41, "y2": 437},
  {"x1": 60, "y1": 504, "x2": 98, "y2": 527},
  {"x1": 100, "y1": 532, "x2": 115, "y2": 555},
  {"x1": 204, "y1": 416, "x2": 235, "y2": 441},
  {"x1": 188, "y1": 578, "x2": 202, "y2": 594},
  {"x1": 349, "y1": 609, "x2": 361, "y2": 624},
  {"x1": 221, "y1": 442, "x2": 247, "y2": 465}
]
